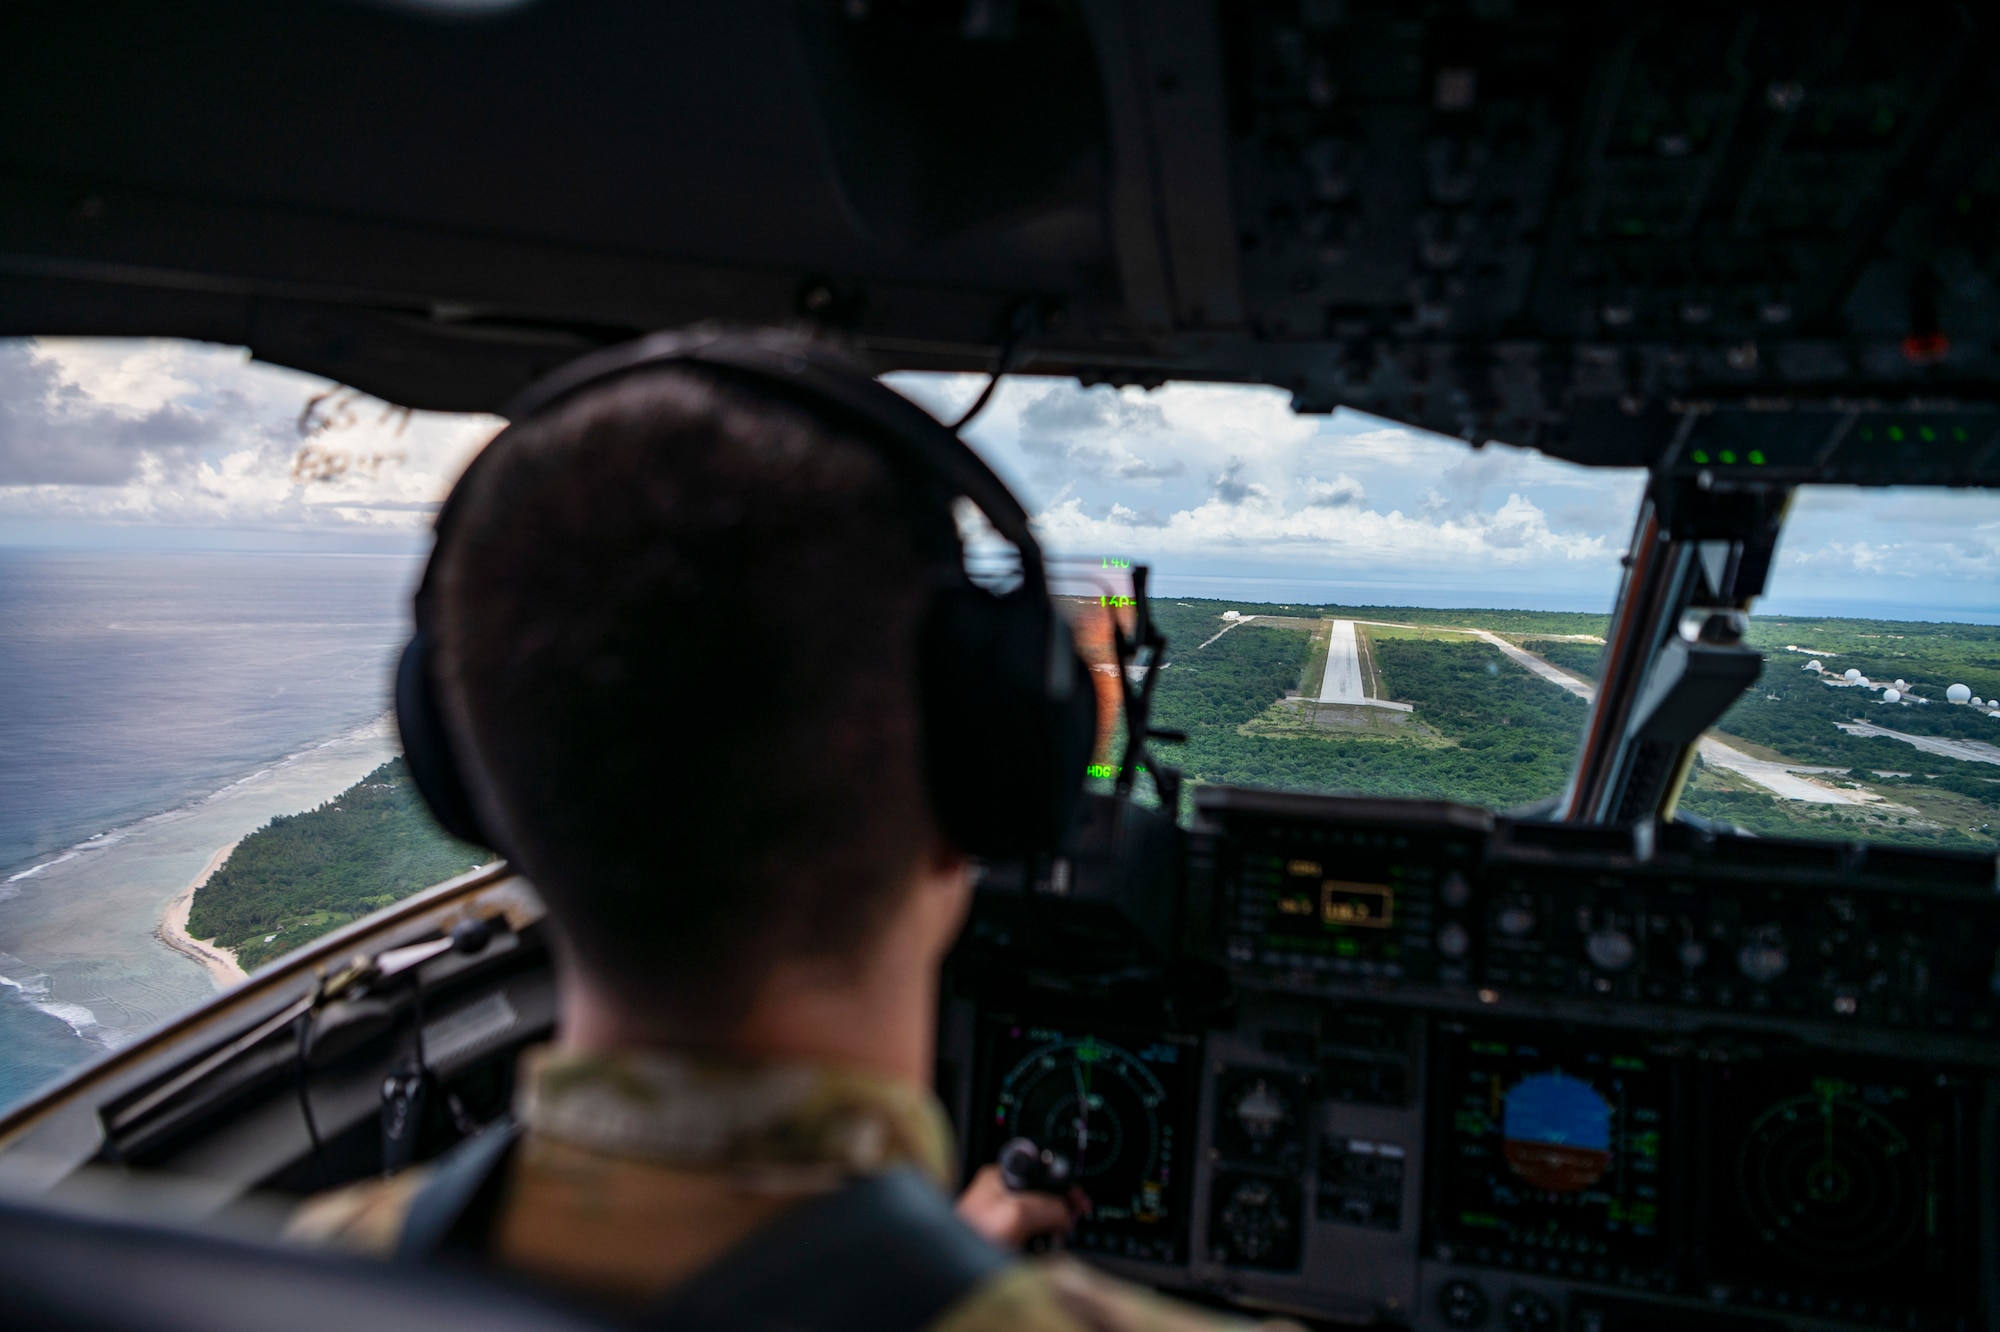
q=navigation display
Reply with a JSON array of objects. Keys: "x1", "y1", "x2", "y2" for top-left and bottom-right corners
[
  {"x1": 1432, "y1": 1025, "x2": 1671, "y2": 1289},
  {"x1": 972, "y1": 1019, "x2": 1197, "y2": 1265},
  {"x1": 1704, "y1": 1059, "x2": 1966, "y2": 1320}
]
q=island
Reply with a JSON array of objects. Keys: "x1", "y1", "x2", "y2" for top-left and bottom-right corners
[{"x1": 186, "y1": 758, "x2": 487, "y2": 974}]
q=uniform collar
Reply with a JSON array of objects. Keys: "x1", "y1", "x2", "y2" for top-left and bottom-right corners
[{"x1": 515, "y1": 1045, "x2": 957, "y2": 1190}]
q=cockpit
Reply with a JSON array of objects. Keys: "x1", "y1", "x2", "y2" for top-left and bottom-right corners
[{"x1": 1, "y1": 3, "x2": 1998, "y2": 1329}]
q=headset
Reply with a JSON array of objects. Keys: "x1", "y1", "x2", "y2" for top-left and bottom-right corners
[{"x1": 395, "y1": 326, "x2": 1099, "y2": 864}]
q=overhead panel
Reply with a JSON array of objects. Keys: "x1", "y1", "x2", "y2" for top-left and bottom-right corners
[{"x1": 0, "y1": 0, "x2": 1998, "y2": 480}]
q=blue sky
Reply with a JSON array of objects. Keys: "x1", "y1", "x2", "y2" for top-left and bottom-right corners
[{"x1": 1, "y1": 338, "x2": 1996, "y2": 619}]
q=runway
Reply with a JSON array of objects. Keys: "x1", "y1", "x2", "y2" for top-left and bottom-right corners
[
  {"x1": 1836, "y1": 720, "x2": 2000, "y2": 766},
  {"x1": 1319, "y1": 619, "x2": 1366, "y2": 703}
]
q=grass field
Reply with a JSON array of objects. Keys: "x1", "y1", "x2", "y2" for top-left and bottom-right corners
[{"x1": 1116, "y1": 598, "x2": 2000, "y2": 853}]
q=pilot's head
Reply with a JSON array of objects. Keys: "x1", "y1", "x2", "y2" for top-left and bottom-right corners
[{"x1": 427, "y1": 360, "x2": 968, "y2": 1043}]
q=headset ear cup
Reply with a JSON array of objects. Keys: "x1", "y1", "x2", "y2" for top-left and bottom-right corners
[
  {"x1": 917, "y1": 587, "x2": 1095, "y2": 858},
  {"x1": 394, "y1": 631, "x2": 494, "y2": 850}
]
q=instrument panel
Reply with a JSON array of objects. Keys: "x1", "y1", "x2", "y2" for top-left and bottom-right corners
[{"x1": 944, "y1": 789, "x2": 2000, "y2": 1331}]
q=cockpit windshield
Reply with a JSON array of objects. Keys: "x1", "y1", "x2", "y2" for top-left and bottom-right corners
[
  {"x1": 898, "y1": 371, "x2": 1640, "y2": 815},
  {"x1": 897, "y1": 373, "x2": 2000, "y2": 854}
]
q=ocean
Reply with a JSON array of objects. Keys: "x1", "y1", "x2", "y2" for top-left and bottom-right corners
[{"x1": 0, "y1": 548, "x2": 423, "y2": 1112}]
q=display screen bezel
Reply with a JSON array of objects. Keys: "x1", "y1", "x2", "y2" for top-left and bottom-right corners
[{"x1": 966, "y1": 1011, "x2": 1202, "y2": 1268}]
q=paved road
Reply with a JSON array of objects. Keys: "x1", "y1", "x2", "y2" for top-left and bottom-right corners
[
  {"x1": 1196, "y1": 616, "x2": 1255, "y2": 650},
  {"x1": 1351, "y1": 620, "x2": 1596, "y2": 700},
  {"x1": 1837, "y1": 720, "x2": 2000, "y2": 767},
  {"x1": 1319, "y1": 619, "x2": 1366, "y2": 702},
  {"x1": 1693, "y1": 738, "x2": 1881, "y2": 806},
  {"x1": 1353, "y1": 619, "x2": 1873, "y2": 805},
  {"x1": 1467, "y1": 629, "x2": 1596, "y2": 700}
]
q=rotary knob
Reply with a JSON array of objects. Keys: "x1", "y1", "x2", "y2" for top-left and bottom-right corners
[
  {"x1": 1678, "y1": 939, "x2": 1708, "y2": 972},
  {"x1": 1438, "y1": 1278, "x2": 1489, "y2": 1329},
  {"x1": 1437, "y1": 922, "x2": 1472, "y2": 960},
  {"x1": 1440, "y1": 871, "x2": 1473, "y2": 908},
  {"x1": 1586, "y1": 927, "x2": 1636, "y2": 972},
  {"x1": 1497, "y1": 904, "x2": 1536, "y2": 938},
  {"x1": 1737, "y1": 929, "x2": 1789, "y2": 984}
]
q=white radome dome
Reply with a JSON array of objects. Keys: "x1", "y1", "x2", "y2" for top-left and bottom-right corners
[
  {"x1": 1948, "y1": 683, "x2": 1973, "y2": 703},
  {"x1": 1990, "y1": 711, "x2": 2000, "y2": 719},
  {"x1": 1805, "y1": 660, "x2": 1823, "y2": 671},
  {"x1": 1894, "y1": 679, "x2": 1908, "y2": 689},
  {"x1": 1843, "y1": 668, "x2": 1862, "y2": 681},
  {"x1": 1857, "y1": 677, "x2": 1871, "y2": 688},
  {"x1": 1883, "y1": 689, "x2": 1901, "y2": 703}
]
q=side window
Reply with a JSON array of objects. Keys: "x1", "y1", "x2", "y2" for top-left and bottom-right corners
[
  {"x1": 1679, "y1": 487, "x2": 2000, "y2": 854},
  {"x1": 0, "y1": 338, "x2": 494, "y2": 1110}
]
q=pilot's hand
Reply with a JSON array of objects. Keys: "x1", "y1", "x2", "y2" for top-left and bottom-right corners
[{"x1": 955, "y1": 1164, "x2": 1086, "y2": 1250}]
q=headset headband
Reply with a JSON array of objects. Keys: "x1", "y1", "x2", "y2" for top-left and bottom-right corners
[{"x1": 466, "y1": 326, "x2": 1046, "y2": 594}]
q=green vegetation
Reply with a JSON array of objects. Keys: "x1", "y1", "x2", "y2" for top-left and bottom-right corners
[
  {"x1": 1677, "y1": 765, "x2": 1998, "y2": 853},
  {"x1": 1744, "y1": 616, "x2": 2000, "y2": 702},
  {"x1": 1128, "y1": 598, "x2": 2000, "y2": 853},
  {"x1": 1140, "y1": 601, "x2": 1587, "y2": 811},
  {"x1": 188, "y1": 759, "x2": 486, "y2": 972},
  {"x1": 1528, "y1": 640, "x2": 1604, "y2": 682},
  {"x1": 1149, "y1": 599, "x2": 1608, "y2": 639}
]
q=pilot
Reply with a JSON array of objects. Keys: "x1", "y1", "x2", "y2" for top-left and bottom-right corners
[{"x1": 287, "y1": 332, "x2": 1293, "y2": 1331}]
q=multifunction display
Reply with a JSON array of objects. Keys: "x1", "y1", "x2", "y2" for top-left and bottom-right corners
[
  {"x1": 1272, "y1": 862, "x2": 1395, "y2": 931},
  {"x1": 1215, "y1": 808, "x2": 1484, "y2": 984},
  {"x1": 1433, "y1": 1026, "x2": 1670, "y2": 1290},
  {"x1": 1705, "y1": 1058, "x2": 1968, "y2": 1324},
  {"x1": 973, "y1": 1020, "x2": 1197, "y2": 1265}
]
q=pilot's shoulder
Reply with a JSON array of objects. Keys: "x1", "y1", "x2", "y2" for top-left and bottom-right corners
[
  {"x1": 283, "y1": 1166, "x2": 433, "y2": 1257},
  {"x1": 939, "y1": 1257, "x2": 1304, "y2": 1332}
]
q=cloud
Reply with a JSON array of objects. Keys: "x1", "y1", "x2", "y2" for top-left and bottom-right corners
[
  {"x1": 1032, "y1": 488, "x2": 1615, "y2": 569},
  {"x1": 0, "y1": 338, "x2": 498, "y2": 543},
  {"x1": 1304, "y1": 473, "x2": 1365, "y2": 507},
  {"x1": 1013, "y1": 383, "x2": 1186, "y2": 482},
  {"x1": 876, "y1": 371, "x2": 1653, "y2": 602},
  {"x1": 1211, "y1": 458, "x2": 1268, "y2": 505},
  {"x1": 21, "y1": 347, "x2": 1996, "y2": 614},
  {"x1": 1107, "y1": 502, "x2": 1168, "y2": 527},
  {"x1": 1018, "y1": 433, "x2": 1186, "y2": 481},
  {"x1": 0, "y1": 342, "x2": 219, "y2": 484}
]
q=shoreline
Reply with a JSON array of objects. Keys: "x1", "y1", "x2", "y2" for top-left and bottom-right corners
[
  {"x1": 3, "y1": 712, "x2": 398, "y2": 890},
  {"x1": 0, "y1": 713, "x2": 394, "y2": 1050},
  {"x1": 158, "y1": 841, "x2": 249, "y2": 989}
]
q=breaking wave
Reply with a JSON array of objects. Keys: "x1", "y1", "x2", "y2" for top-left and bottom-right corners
[{"x1": 0, "y1": 956, "x2": 111, "y2": 1049}]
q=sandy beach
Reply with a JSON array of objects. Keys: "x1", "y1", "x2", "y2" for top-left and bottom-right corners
[
  {"x1": 157, "y1": 841, "x2": 248, "y2": 989},
  {"x1": 0, "y1": 716, "x2": 399, "y2": 1051}
]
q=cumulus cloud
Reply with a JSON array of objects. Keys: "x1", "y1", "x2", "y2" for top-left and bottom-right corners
[
  {"x1": 0, "y1": 338, "x2": 498, "y2": 542},
  {"x1": 1211, "y1": 458, "x2": 1268, "y2": 505},
  {"x1": 1771, "y1": 489, "x2": 2000, "y2": 596},
  {"x1": 1032, "y1": 489, "x2": 1614, "y2": 569},
  {"x1": 19, "y1": 347, "x2": 1995, "y2": 614},
  {"x1": 0, "y1": 342, "x2": 219, "y2": 484},
  {"x1": 876, "y1": 369, "x2": 1651, "y2": 603},
  {"x1": 1014, "y1": 383, "x2": 1186, "y2": 482},
  {"x1": 1304, "y1": 474, "x2": 1365, "y2": 507}
]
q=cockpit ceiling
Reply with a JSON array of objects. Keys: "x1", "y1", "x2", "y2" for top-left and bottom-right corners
[{"x1": 5, "y1": 0, "x2": 2000, "y2": 481}]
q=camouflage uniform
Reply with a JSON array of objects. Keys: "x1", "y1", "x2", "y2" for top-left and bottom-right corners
[{"x1": 290, "y1": 1046, "x2": 1293, "y2": 1330}]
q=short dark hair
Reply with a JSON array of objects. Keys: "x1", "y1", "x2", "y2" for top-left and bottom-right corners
[{"x1": 433, "y1": 365, "x2": 937, "y2": 1024}]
